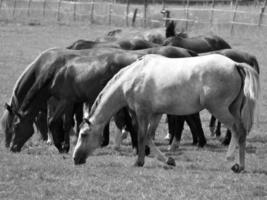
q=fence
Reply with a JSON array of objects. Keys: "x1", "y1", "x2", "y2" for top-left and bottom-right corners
[{"x1": 0, "y1": 0, "x2": 267, "y2": 32}]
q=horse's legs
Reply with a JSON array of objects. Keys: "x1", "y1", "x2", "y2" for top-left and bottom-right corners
[
  {"x1": 215, "y1": 121, "x2": 222, "y2": 137},
  {"x1": 61, "y1": 104, "x2": 75, "y2": 153},
  {"x1": 222, "y1": 129, "x2": 231, "y2": 145},
  {"x1": 34, "y1": 110, "x2": 48, "y2": 141},
  {"x1": 113, "y1": 108, "x2": 129, "y2": 149},
  {"x1": 186, "y1": 113, "x2": 206, "y2": 147},
  {"x1": 209, "y1": 115, "x2": 216, "y2": 136},
  {"x1": 48, "y1": 99, "x2": 69, "y2": 153},
  {"x1": 227, "y1": 122, "x2": 247, "y2": 173},
  {"x1": 102, "y1": 122, "x2": 110, "y2": 147},
  {"x1": 226, "y1": 129, "x2": 237, "y2": 161},
  {"x1": 134, "y1": 112, "x2": 149, "y2": 167},
  {"x1": 168, "y1": 115, "x2": 184, "y2": 151},
  {"x1": 73, "y1": 103, "x2": 83, "y2": 139},
  {"x1": 147, "y1": 114, "x2": 176, "y2": 166}
]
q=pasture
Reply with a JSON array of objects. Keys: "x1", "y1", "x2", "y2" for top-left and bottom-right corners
[{"x1": 0, "y1": 21, "x2": 267, "y2": 199}]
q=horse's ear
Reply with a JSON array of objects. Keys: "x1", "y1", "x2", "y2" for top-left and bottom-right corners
[
  {"x1": 4, "y1": 103, "x2": 22, "y2": 119},
  {"x1": 4, "y1": 103, "x2": 12, "y2": 113}
]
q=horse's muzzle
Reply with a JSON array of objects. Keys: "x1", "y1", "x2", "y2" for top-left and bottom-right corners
[
  {"x1": 73, "y1": 156, "x2": 86, "y2": 165},
  {"x1": 10, "y1": 144, "x2": 21, "y2": 152}
]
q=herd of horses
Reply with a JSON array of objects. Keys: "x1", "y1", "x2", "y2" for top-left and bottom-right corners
[{"x1": 1, "y1": 21, "x2": 260, "y2": 173}]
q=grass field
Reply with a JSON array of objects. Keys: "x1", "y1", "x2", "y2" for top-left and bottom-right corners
[{"x1": 0, "y1": 21, "x2": 267, "y2": 200}]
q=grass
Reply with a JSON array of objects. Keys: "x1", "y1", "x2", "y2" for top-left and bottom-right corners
[{"x1": 0, "y1": 21, "x2": 267, "y2": 199}]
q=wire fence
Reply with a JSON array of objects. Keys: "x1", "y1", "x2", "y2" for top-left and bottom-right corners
[{"x1": 0, "y1": 0, "x2": 266, "y2": 31}]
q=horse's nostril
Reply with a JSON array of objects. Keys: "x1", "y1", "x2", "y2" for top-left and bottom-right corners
[{"x1": 10, "y1": 144, "x2": 20, "y2": 152}]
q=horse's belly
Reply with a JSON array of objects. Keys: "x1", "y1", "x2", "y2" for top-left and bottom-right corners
[{"x1": 151, "y1": 89, "x2": 203, "y2": 115}]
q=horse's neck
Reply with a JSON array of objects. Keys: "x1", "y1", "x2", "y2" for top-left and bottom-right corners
[
  {"x1": 89, "y1": 78, "x2": 127, "y2": 126},
  {"x1": 12, "y1": 68, "x2": 35, "y2": 110}
]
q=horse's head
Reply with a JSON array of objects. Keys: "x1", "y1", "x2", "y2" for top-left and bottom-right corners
[
  {"x1": 166, "y1": 20, "x2": 176, "y2": 38},
  {"x1": 1, "y1": 103, "x2": 16, "y2": 148},
  {"x1": 2, "y1": 102, "x2": 34, "y2": 152},
  {"x1": 73, "y1": 119, "x2": 104, "y2": 165}
]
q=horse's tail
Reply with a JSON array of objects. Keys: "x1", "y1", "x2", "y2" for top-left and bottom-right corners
[
  {"x1": 251, "y1": 56, "x2": 260, "y2": 74},
  {"x1": 20, "y1": 57, "x2": 65, "y2": 114},
  {"x1": 235, "y1": 62, "x2": 260, "y2": 132}
]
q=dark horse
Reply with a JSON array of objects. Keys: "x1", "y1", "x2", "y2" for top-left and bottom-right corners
[
  {"x1": 2, "y1": 46, "x2": 198, "y2": 153},
  {"x1": 163, "y1": 32, "x2": 231, "y2": 53}
]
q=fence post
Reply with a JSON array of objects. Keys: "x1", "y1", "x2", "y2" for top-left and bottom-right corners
[
  {"x1": 57, "y1": 0, "x2": 62, "y2": 22},
  {"x1": 209, "y1": 0, "x2": 215, "y2": 27},
  {"x1": 43, "y1": 0, "x2": 46, "y2": 17},
  {"x1": 108, "y1": 3, "x2": 112, "y2": 25},
  {"x1": 13, "y1": 0, "x2": 17, "y2": 17},
  {"x1": 143, "y1": 0, "x2": 148, "y2": 27},
  {"x1": 230, "y1": 0, "x2": 239, "y2": 34},
  {"x1": 126, "y1": 0, "x2": 129, "y2": 26},
  {"x1": 27, "y1": 0, "x2": 32, "y2": 17},
  {"x1": 90, "y1": 0, "x2": 95, "y2": 24},
  {"x1": 73, "y1": 0, "x2": 77, "y2": 21},
  {"x1": 185, "y1": 0, "x2": 190, "y2": 31},
  {"x1": 132, "y1": 8, "x2": 138, "y2": 27},
  {"x1": 258, "y1": 0, "x2": 267, "y2": 26},
  {"x1": 162, "y1": 0, "x2": 165, "y2": 10},
  {"x1": 0, "y1": 0, "x2": 3, "y2": 11}
]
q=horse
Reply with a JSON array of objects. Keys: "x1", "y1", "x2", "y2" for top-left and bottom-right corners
[
  {"x1": 73, "y1": 54, "x2": 259, "y2": 173},
  {"x1": 208, "y1": 49, "x2": 260, "y2": 144},
  {"x1": 163, "y1": 33, "x2": 231, "y2": 53},
  {"x1": 4, "y1": 46, "x2": 198, "y2": 153},
  {"x1": 1, "y1": 47, "x2": 126, "y2": 152},
  {"x1": 167, "y1": 49, "x2": 261, "y2": 150}
]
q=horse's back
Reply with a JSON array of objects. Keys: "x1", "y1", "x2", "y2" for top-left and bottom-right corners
[{"x1": 122, "y1": 54, "x2": 241, "y2": 115}]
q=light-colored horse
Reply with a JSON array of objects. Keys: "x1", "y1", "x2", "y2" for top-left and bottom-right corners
[{"x1": 73, "y1": 54, "x2": 260, "y2": 173}]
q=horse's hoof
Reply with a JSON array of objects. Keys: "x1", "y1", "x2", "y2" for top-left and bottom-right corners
[
  {"x1": 198, "y1": 140, "x2": 207, "y2": 148},
  {"x1": 46, "y1": 140, "x2": 53, "y2": 145},
  {"x1": 209, "y1": 126, "x2": 215, "y2": 136},
  {"x1": 134, "y1": 160, "x2": 144, "y2": 167},
  {"x1": 231, "y1": 163, "x2": 244, "y2": 173},
  {"x1": 215, "y1": 131, "x2": 221, "y2": 138},
  {"x1": 113, "y1": 145, "x2": 120, "y2": 151},
  {"x1": 164, "y1": 133, "x2": 171, "y2": 141},
  {"x1": 145, "y1": 146, "x2": 150, "y2": 156},
  {"x1": 166, "y1": 157, "x2": 176, "y2": 166},
  {"x1": 62, "y1": 143, "x2": 70, "y2": 153},
  {"x1": 222, "y1": 137, "x2": 231, "y2": 146}
]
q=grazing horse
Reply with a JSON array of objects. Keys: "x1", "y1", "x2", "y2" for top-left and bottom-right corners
[
  {"x1": 208, "y1": 49, "x2": 260, "y2": 145},
  {"x1": 73, "y1": 54, "x2": 259, "y2": 173},
  {"x1": 1, "y1": 47, "x2": 126, "y2": 152},
  {"x1": 5, "y1": 46, "x2": 197, "y2": 153}
]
